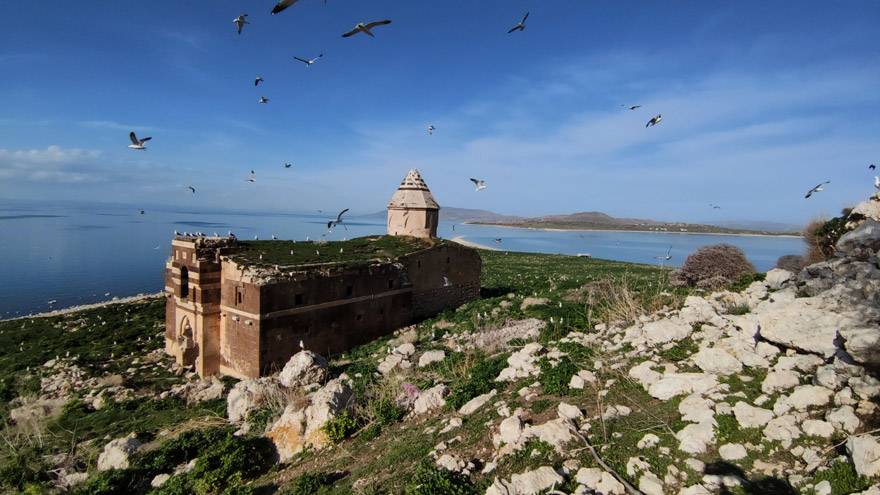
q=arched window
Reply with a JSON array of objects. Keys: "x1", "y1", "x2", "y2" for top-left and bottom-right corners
[{"x1": 180, "y1": 266, "x2": 189, "y2": 299}]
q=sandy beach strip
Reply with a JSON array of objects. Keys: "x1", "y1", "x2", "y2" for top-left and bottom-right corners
[
  {"x1": 2, "y1": 292, "x2": 165, "y2": 321},
  {"x1": 450, "y1": 236, "x2": 499, "y2": 251}
]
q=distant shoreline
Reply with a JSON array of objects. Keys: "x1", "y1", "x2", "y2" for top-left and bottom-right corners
[
  {"x1": 2, "y1": 292, "x2": 164, "y2": 321},
  {"x1": 450, "y1": 236, "x2": 498, "y2": 251},
  {"x1": 464, "y1": 222, "x2": 802, "y2": 239}
]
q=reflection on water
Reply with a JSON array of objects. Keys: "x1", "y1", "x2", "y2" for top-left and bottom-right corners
[{"x1": 0, "y1": 202, "x2": 803, "y2": 318}]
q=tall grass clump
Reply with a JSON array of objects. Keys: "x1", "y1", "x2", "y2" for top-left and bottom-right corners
[
  {"x1": 671, "y1": 244, "x2": 755, "y2": 289},
  {"x1": 803, "y1": 212, "x2": 852, "y2": 264}
]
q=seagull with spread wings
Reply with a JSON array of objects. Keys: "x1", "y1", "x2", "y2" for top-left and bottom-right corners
[
  {"x1": 293, "y1": 54, "x2": 323, "y2": 67},
  {"x1": 427, "y1": 124, "x2": 435, "y2": 135},
  {"x1": 327, "y1": 208, "x2": 350, "y2": 231},
  {"x1": 283, "y1": 162, "x2": 293, "y2": 168},
  {"x1": 128, "y1": 132, "x2": 151, "y2": 150},
  {"x1": 709, "y1": 204, "x2": 721, "y2": 209},
  {"x1": 508, "y1": 12, "x2": 529, "y2": 33},
  {"x1": 246, "y1": 170, "x2": 256, "y2": 183},
  {"x1": 254, "y1": 75, "x2": 264, "y2": 87},
  {"x1": 259, "y1": 96, "x2": 269, "y2": 104},
  {"x1": 622, "y1": 104, "x2": 641, "y2": 110},
  {"x1": 271, "y1": 0, "x2": 299, "y2": 15},
  {"x1": 804, "y1": 181, "x2": 830, "y2": 198},
  {"x1": 470, "y1": 178, "x2": 486, "y2": 191},
  {"x1": 870, "y1": 164, "x2": 877, "y2": 170},
  {"x1": 187, "y1": 185, "x2": 196, "y2": 195},
  {"x1": 646, "y1": 114, "x2": 662, "y2": 127},
  {"x1": 233, "y1": 14, "x2": 249, "y2": 35},
  {"x1": 342, "y1": 20, "x2": 392, "y2": 38}
]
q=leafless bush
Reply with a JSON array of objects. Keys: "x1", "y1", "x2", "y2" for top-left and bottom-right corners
[
  {"x1": 567, "y1": 274, "x2": 682, "y2": 327},
  {"x1": 677, "y1": 244, "x2": 755, "y2": 288}
]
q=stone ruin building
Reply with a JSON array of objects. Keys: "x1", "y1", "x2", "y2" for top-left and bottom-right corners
[{"x1": 164, "y1": 169, "x2": 481, "y2": 378}]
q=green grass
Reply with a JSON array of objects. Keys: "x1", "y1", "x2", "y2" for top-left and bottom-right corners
[
  {"x1": 657, "y1": 337, "x2": 699, "y2": 362},
  {"x1": 231, "y1": 235, "x2": 436, "y2": 268},
  {"x1": 808, "y1": 459, "x2": 874, "y2": 495}
]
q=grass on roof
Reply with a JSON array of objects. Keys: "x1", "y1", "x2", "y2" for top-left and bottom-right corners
[{"x1": 230, "y1": 235, "x2": 438, "y2": 268}]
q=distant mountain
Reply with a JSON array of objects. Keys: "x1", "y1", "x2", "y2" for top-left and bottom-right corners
[
  {"x1": 439, "y1": 207, "x2": 524, "y2": 224},
  {"x1": 712, "y1": 220, "x2": 803, "y2": 234}
]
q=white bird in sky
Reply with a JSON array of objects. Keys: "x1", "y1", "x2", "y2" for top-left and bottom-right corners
[
  {"x1": 646, "y1": 114, "x2": 662, "y2": 127},
  {"x1": 427, "y1": 124, "x2": 435, "y2": 135},
  {"x1": 254, "y1": 75, "x2": 264, "y2": 86},
  {"x1": 246, "y1": 170, "x2": 256, "y2": 183},
  {"x1": 128, "y1": 131, "x2": 151, "y2": 150},
  {"x1": 342, "y1": 20, "x2": 392, "y2": 38},
  {"x1": 259, "y1": 96, "x2": 269, "y2": 104},
  {"x1": 271, "y1": 0, "x2": 299, "y2": 15},
  {"x1": 233, "y1": 14, "x2": 249, "y2": 35},
  {"x1": 327, "y1": 208, "x2": 350, "y2": 231},
  {"x1": 470, "y1": 178, "x2": 487, "y2": 191},
  {"x1": 804, "y1": 181, "x2": 830, "y2": 199},
  {"x1": 508, "y1": 12, "x2": 529, "y2": 33},
  {"x1": 293, "y1": 54, "x2": 323, "y2": 67}
]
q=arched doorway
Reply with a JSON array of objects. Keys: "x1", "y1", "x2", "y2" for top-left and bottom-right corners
[{"x1": 178, "y1": 316, "x2": 198, "y2": 367}]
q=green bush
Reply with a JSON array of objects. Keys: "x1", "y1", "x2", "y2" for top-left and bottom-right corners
[
  {"x1": 538, "y1": 356, "x2": 579, "y2": 395},
  {"x1": 322, "y1": 410, "x2": 359, "y2": 444},
  {"x1": 283, "y1": 472, "x2": 335, "y2": 495},
  {"x1": 404, "y1": 461, "x2": 477, "y2": 495},
  {"x1": 369, "y1": 397, "x2": 405, "y2": 426},
  {"x1": 445, "y1": 354, "x2": 508, "y2": 410}
]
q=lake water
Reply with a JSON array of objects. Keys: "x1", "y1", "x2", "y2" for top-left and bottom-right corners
[{"x1": 0, "y1": 201, "x2": 803, "y2": 318}]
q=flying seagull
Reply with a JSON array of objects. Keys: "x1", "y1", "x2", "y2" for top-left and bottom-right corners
[
  {"x1": 342, "y1": 20, "x2": 392, "y2": 38},
  {"x1": 870, "y1": 164, "x2": 876, "y2": 170},
  {"x1": 470, "y1": 178, "x2": 486, "y2": 191},
  {"x1": 494, "y1": 238, "x2": 503, "y2": 244},
  {"x1": 139, "y1": 210, "x2": 145, "y2": 215},
  {"x1": 128, "y1": 132, "x2": 151, "y2": 150},
  {"x1": 259, "y1": 96, "x2": 269, "y2": 104},
  {"x1": 254, "y1": 75, "x2": 264, "y2": 86},
  {"x1": 804, "y1": 181, "x2": 830, "y2": 199},
  {"x1": 271, "y1": 0, "x2": 299, "y2": 15},
  {"x1": 233, "y1": 14, "x2": 249, "y2": 35},
  {"x1": 622, "y1": 104, "x2": 641, "y2": 110},
  {"x1": 327, "y1": 208, "x2": 350, "y2": 231},
  {"x1": 427, "y1": 124, "x2": 435, "y2": 135},
  {"x1": 293, "y1": 54, "x2": 323, "y2": 67},
  {"x1": 187, "y1": 185, "x2": 196, "y2": 194},
  {"x1": 246, "y1": 170, "x2": 256, "y2": 183},
  {"x1": 283, "y1": 162, "x2": 293, "y2": 168},
  {"x1": 646, "y1": 114, "x2": 662, "y2": 127},
  {"x1": 709, "y1": 204, "x2": 721, "y2": 209},
  {"x1": 655, "y1": 245, "x2": 672, "y2": 261},
  {"x1": 508, "y1": 12, "x2": 529, "y2": 33}
]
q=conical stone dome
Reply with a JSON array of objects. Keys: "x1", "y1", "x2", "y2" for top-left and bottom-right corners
[
  {"x1": 387, "y1": 169, "x2": 439, "y2": 238},
  {"x1": 388, "y1": 169, "x2": 439, "y2": 210}
]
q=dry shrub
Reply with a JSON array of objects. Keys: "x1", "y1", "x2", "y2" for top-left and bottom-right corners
[
  {"x1": 803, "y1": 213, "x2": 851, "y2": 264},
  {"x1": 677, "y1": 244, "x2": 755, "y2": 289},
  {"x1": 567, "y1": 274, "x2": 681, "y2": 327},
  {"x1": 775, "y1": 254, "x2": 805, "y2": 272}
]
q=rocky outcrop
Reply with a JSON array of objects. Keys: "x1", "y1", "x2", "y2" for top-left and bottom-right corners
[
  {"x1": 278, "y1": 350, "x2": 329, "y2": 388},
  {"x1": 97, "y1": 433, "x2": 142, "y2": 471},
  {"x1": 227, "y1": 377, "x2": 283, "y2": 423},
  {"x1": 486, "y1": 466, "x2": 564, "y2": 495}
]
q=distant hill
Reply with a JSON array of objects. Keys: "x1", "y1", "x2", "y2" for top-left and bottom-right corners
[{"x1": 439, "y1": 207, "x2": 524, "y2": 224}]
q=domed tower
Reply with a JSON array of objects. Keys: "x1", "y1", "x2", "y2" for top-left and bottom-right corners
[{"x1": 387, "y1": 169, "x2": 439, "y2": 238}]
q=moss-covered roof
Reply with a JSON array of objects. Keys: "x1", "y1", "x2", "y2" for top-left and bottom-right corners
[{"x1": 228, "y1": 235, "x2": 439, "y2": 269}]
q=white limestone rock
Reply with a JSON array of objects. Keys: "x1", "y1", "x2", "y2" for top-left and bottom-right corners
[
  {"x1": 763, "y1": 414, "x2": 801, "y2": 447},
  {"x1": 733, "y1": 401, "x2": 773, "y2": 429},
  {"x1": 840, "y1": 326, "x2": 880, "y2": 367},
  {"x1": 787, "y1": 385, "x2": 833, "y2": 411},
  {"x1": 814, "y1": 480, "x2": 832, "y2": 495},
  {"x1": 278, "y1": 350, "x2": 329, "y2": 388},
  {"x1": 693, "y1": 346, "x2": 742, "y2": 376},
  {"x1": 392, "y1": 343, "x2": 416, "y2": 357},
  {"x1": 764, "y1": 269, "x2": 793, "y2": 290},
  {"x1": 411, "y1": 384, "x2": 449, "y2": 416},
  {"x1": 496, "y1": 343, "x2": 544, "y2": 382},
  {"x1": 227, "y1": 377, "x2": 283, "y2": 423},
  {"x1": 556, "y1": 402, "x2": 583, "y2": 421},
  {"x1": 719, "y1": 443, "x2": 747, "y2": 461},
  {"x1": 827, "y1": 405, "x2": 861, "y2": 433},
  {"x1": 802, "y1": 419, "x2": 835, "y2": 438},
  {"x1": 575, "y1": 467, "x2": 625, "y2": 495},
  {"x1": 485, "y1": 466, "x2": 564, "y2": 495},
  {"x1": 639, "y1": 472, "x2": 665, "y2": 495},
  {"x1": 758, "y1": 296, "x2": 859, "y2": 358},
  {"x1": 151, "y1": 473, "x2": 171, "y2": 488},
  {"x1": 97, "y1": 433, "x2": 142, "y2": 471},
  {"x1": 679, "y1": 394, "x2": 716, "y2": 424},
  {"x1": 642, "y1": 317, "x2": 693, "y2": 345},
  {"x1": 761, "y1": 370, "x2": 800, "y2": 394},
  {"x1": 417, "y1": 350, "x2": 446, "y2": 368},
  {"x1": 629, "y1": 361, "x2": 662, "y2": 389},
  {"x1": 458, "y1": 389, "x2": 497, "y2": 416},
  {"x1": 676, "y1": 422, "x2": 715, "y2": 454},
  {"x1": 637, "y1": 433, "x2": 660, "y2": 449},
  {"x1": 847, "y1": 434, "x2": 880, "y2": 477},
  {"x1": 649, "y1": 373, "x2": 719, "y2": 400},
  {"x1": 377, "y1": 353, "x2": 411, "y2": 375}
]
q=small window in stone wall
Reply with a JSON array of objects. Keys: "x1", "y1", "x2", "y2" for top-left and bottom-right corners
[
  {"x1": 446, "y1": 257, "x2": 450, "y2": 264},
  {"x1": 346, "y1": 285, "x2": 353, "y2": 297},
  {"x1": 379, "y1": 307, "x2": 384, "y2": 316},
  {"x1": 387, "y1": 279, "x2": 394, "y2": 289},
  {"x1": 295, "y1": 293, "x2": 304, "y2": 305},
  {"x1": 236, "y1": 287, "x2": 243, "y2": 305},
  {"x1": 180, "y1": 266, "x2": 189, "y2": 299}
]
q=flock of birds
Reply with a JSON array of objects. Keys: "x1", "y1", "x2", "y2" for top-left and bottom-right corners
[{"x1": 122, "y1": 2, "x2": 880, "y2": 263}]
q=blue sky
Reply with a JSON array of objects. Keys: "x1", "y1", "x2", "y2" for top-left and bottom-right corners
[{"x1": 0, "y1": 1, "x2": 878, "y2": 225}]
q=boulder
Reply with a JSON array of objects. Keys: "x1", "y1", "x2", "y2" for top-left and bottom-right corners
[
  {"x1": 642, "y1": 318, "x2": 693, "y2": 345},
  {"x1": 417, "y1": 350, "x2": 446, "y2": 368},
  {"x1": 837, "y1": 219, "x2": 880, "y2": 258},
  {"x1": 802, "y1": 419, "x2": 834, "y2": 438},
  {"x1": 761, "y1": 370, "x2": 801, "y2": 394},
  {"x1": 266, "y1": 375, "x2": 354, "y2": 462},
  {"x1": 787, "y1": 385, "x2": 833, "y2": 411},
  {"x1": 826, "y1": 405, "x2": 861, "y2": 433},
  {"x1": 458, "y1": 389, "x2": 496, "y2": 416},
  {"x1": 764, "y1": 269, "x2": 793, "y2": 290},
  {"x1": 676, "y1": 422, "x2": 715, "y2": 454},
  {"x1": 762, "y1": 414, "x2": 801, "y2": 447},
  {"x1": 840, "y1": 327, "x2": 880, "y2": 367},
  {"x1": 733, "y1": 402, "x2": 774, "y2": 429},
  {"x1": 278, "y1": 350, "x2": 329, "y2": 388},
  {"x1": 575, "y1": 467, "x2": 625, "y2": 495},
  {"x1": 97, "y1": 433, "x2": 142, "y2": 471},
  {"x1": 693, "y1": 347, "x2": 742, "y2": 376},
  {"x1": 758, "y1": 297, "x2": 858, "y2": 358},
  {"x1": 411, "y1": 384, "x2": 448, "y2": 416},
  {"x1": 486, "y1": 466, "x2": 564, "y2": 495},
  {"x1": 648, "y1": 373, "x2": 719, "y2": 400},
  {"x1": 719, "y1": 443, "x2": 747, "y2": 461},
  {"x1": 846, "y1": 434, "x2": 880, "y2": 477},
  {"x1": 227, "y1": 377, "x2": 283, "y2": 423}
]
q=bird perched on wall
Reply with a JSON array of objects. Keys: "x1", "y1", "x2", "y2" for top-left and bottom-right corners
[
  {"x1": 233, "y1": 14, "x2": 249, "y2": 35},
  {"x1": 470, "y1": 178, "x2": 487, "y2": 191},
  {"x1": 327, "y1": 208, "x2": 350, "y2": 231},
  {"x1": 804, "y1": 181, "x2": 830, "y2": 198},
  {"x1": 187, "y1": 185, "x2": 196, "y2": 194},
  {"x1": 128, "y1": 131, "x2": 151, "y2": 150},
  {"x1": 259, "y1": 96, "x2": 269, "y2": 104},
  {"x1": 254, "y1": 75, "x2": 264, "y2": 86},
  {"x1": 293, "y1": 54, "x2": 323, "y2": 67},
  {"x1": 427, "y1": 124, "x2": 435, "y2": 135},
  {"x1": 646, "y1": 114, "x2": 662, "y2": 127},
  {"x1": 271, "y1": 0, "x2": 299, "y2": 15},
  {"x1": 342, "y1": 20, "x2": 392, "y2": 38},
  {"x1": 508, "y1": 12, "x2": 529, "y2": 33}
]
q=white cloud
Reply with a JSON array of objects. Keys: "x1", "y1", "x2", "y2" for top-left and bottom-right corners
[{"x1": 0, "y1": 145, "x2": 106, "y2": 183}]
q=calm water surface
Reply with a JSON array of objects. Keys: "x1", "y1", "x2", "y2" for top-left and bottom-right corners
[{"x1": 0, "y1": 201, "x2": 803, "y2": 317}]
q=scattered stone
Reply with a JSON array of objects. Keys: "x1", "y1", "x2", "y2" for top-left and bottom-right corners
[
  {"x1": 575, "y1": 467, "x2": 625, "y2": 495},
  {"x1": 486, "y1": 466, "x2": 563, "y2": 495},
  {"x1": 719, "y1": 443, "x2": 747, "y2": 461},
  {"x1": 417, "y1": 350, "x2": 446, "y2": 368},
  {"x1": 649, "y1": 373, "x2": 719, "y2": 400},
  {"x1": 278, "y1": 350, "x2": 329, "y2": 388},
  {"x1": 676, "y1": 422, "x2": 715, "y2": 454},
  {"x1": 693, "y1": 347, "x2": 742, "y2": 375},
  {"x1": 763, "y1": 415, "x2": 801, "y2": 447},
  {"x1": 411, "y1": 384, "x2": 449, "y2": 416},
  {"x1": 801, "y1": 419, "x2": 834, "y2": 438},
  {"x1": 846, "y1": 434, "x2": 880, "y2": 477},
  {"x1": 227, "y1": 377, "x2": 283, "y2": 423},
  {"x1": 556, "y1": 402, "x2": 583, "y2": 421},
  {"x1": 827, "y1": 405, "x2": 861, "y2": 433},
  {"x1": 733, "y1": 401, "x2": 774, "y2": 429},
  {"x1": 637, "y1": 433, "x2": 660, "y2": 449},
  {"x1": 761, "y1": 370, "x2": 801, "y2": 394},
  {"x1": 787, "y1": 385, "x2": 833, "y2": 410},
  {"x1": 814, "y1": 480, "x2": 832, "y2": 495},
  {"x1": 459, "y1": 390, "x2": 497, "y2": 416},
  {"x1": 97, "y1": 433, "x2": 142, "y2": 471},
  {"x1": 639, "y1": 472, "x2": 665, "y2": 495},
  {"x1": 151, "y1": 473, "x2": 171, "y2": 488}
]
